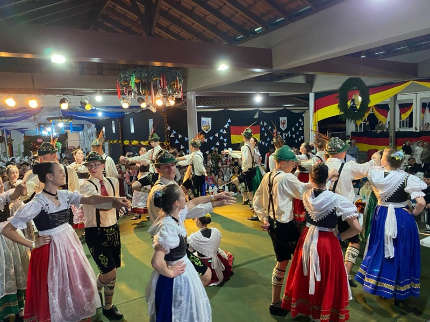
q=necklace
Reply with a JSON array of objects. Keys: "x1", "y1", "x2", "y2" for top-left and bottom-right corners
[{"x1": 43, "y1": 189, "x2": 58, "y2": 200}]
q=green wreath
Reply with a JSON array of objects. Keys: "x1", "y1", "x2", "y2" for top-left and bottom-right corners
[{"x1": 337, "y1": 77, "x2": 369, "y2": 121}]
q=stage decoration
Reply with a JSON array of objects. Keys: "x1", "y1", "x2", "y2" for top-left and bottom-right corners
[
  {"x1": 201, "y1": 117, "x2": 212, "y2": 133},
  {"x1": 337, "y1": 77, "x2": 370, "y2": 121},
  {"x1": 162, "y1": 110, "x2": 171, "y2": 150},
  {"x1": 280, "y1": 117, "x2": 287, "y2": 131}
]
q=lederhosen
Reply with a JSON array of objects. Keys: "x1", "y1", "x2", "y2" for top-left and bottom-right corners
[
  {"x1": 333, "y1": 163, "x2": 360, "y2": 244},
  {"x1": 191, "y1": 153, "x2": 205, "y2": 197},
  {"x1": 241, "y1": 145, "x2": 256, "y2": 192},
  {"x1": 84, "y1": 178, "x2": 121, "y2": 274},
  {"x1": 267, "y1": 171, "x2": 301, "y2": 262}
]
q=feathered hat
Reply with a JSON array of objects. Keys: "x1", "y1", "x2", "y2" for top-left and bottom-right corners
[
  {"x1": 271, "y1": 121, "x2": 284, "y2": 149},
  {"x1": 190, "y1": 133, "x2": 205, "y2": 148},
  {"x1": 91, "y1": 129, "x2": 104, "y2": 146},
  {"x1": 148, "y1": 123, "x2": 160, "y2": 142},
  {"x1": 312, "y1": 130, "x2": 330, "y2": 149},
  {"x1": 241, "y1": 122, "x2": 255, "y2": 139}
]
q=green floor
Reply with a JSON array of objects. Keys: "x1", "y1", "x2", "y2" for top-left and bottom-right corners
[{"x1": 82, "y1": 201, "x2": 430, "y2": 322}]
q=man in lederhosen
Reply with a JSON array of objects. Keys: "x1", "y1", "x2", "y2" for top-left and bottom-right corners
[{"x1": 80, "y1": 152, "x2": 128, "y2": 320}]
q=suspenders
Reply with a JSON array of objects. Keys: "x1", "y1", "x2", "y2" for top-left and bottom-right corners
[
  {"x1": 331, "y1": 163, "x2": 345, "y2": 193},
  {"x1": 267, "y1": 171, "x2": 281, "y2": 229},
  {"x1": 88, "y1": 178, "x2": 119, "y2": 230}
]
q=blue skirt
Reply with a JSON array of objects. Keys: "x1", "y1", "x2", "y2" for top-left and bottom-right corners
[{"x1": 355, "y1": 206, "x2": 420, "y2": 300}]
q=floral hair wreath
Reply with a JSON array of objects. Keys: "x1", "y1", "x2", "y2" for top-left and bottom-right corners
[
  {"x1": 204, "y1": 213, "x2": 211, "y2": 218},
  {"x1": 391, "y1": 151, "x2": 404, "y2": 160},
  {"x1": 154, "y1": 190, "x2": 165, "y2": 198}
]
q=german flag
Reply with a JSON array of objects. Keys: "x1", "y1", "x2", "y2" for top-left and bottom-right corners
[
  {"x1": 399, "y1": 104, "x2": 413, "y2": 120},
  {"x1": 423, "y1": 103, "x2": 428, "y2": 119},
  {"x1": 373, "y1": 104, "x2": 389, "y2": 124},
  {"x1": 230, "y1": 125, "x2": 260, "y2": 144}
]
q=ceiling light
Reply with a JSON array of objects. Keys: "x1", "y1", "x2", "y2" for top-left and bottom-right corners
[
  {"x1": 218, "y1": 63, "x2": 229, "y2": 71},
  {"x1": 254, "y1": 94, "x2": 263, "y2": 103},
  {"x1": 80, "y1": 98, "x2": 92, "y2": 110},
  {"x1": 137, "y1": 97, "x2": 147, "y2": 108},
  {"x1": 85, "y1": 103, "x2": 92, "y2": 110},
  {"x1": 120, "y1": 97, "x2": 130, "y2": 109},
  {"x1": 254, "y1": 27, "x2": 263, "y2": 32},
  {"x1": 168, "y1": 96, "x2": 175, "y2": 106},
  {"x1": 97, "y1": 111, "x2": 103, "y2": 117},
  {"x1": 95, "y1": 94, "x2": 102, "y2": 102},
  {"x1": 5, "y1": 97, "x2": 16, "y2": 107},
  {"x1": 58, "y1": 122, "x2": 64, "y2": 128},
  {"x1": 155, "y1": 93, "x2": 164, "y2": 107},
  {"x1": 60, "y1": 98, "x2": 69, "y2": 110},
  {"x1": 51, "y1": 54, "x2": 66, "y2": 64},
  {"x1": 29, "y1": 99, "x2": 38, "y2": 108}
]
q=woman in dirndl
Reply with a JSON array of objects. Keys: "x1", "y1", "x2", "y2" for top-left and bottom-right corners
[
  {"x1": 282, "y1": 163, "x2": 361, "y2": 322},
  {"x1": 188, "y1": 214, "x2": 234, "y2": 286},
  {"x1": 355, "y1": 149, "x2": 426, "y2": 310},
  {"x1": 0, "y1": 183, "x2": 29, "y2": 322},
  {"x1": 2, "y1": 162, "x2": 128, "y2": 322},
  {"x1": 293, "y1": 142, "x2": 314, "y2": 223}
]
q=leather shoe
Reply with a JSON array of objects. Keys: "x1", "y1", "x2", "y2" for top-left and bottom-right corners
[
  {"x1": 349, "y1": 278, "x2": 357, "y2": 288},
  {"x1": 269, "y1": 304, "x2": 289, "y2": 316},
  {"x1": 102, "y1": 305, "x2": 123, "y2": 321},
  {"x1": 242, "y1": 200, "x2": 250, "y2": 205},
  {"x1": 247, "y1": 216, "x2": 259, "y2": 221}
]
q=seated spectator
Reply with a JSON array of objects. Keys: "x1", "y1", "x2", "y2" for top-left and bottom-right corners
[
  {"x1": 363, "y1": 120, "x2": 371, "y2": 132},
  {"x1": 405, "y1": 157, "x2": 423, "y2": 174},
  {"x1": 375, "y1": 121, "x2": 386, "y2": 133},
  {"x1": 421, "y1": 122, "x2": 430, "y2": 131},
  {"x1": 347, "y1": 139, "x2": 359, "y2": 160},
  {"x1": 188, "y1": 215, "x2": 234, "y2": 286},
  {"x1": 216, "y1": 178, "x2": 229, "y2": 192},
  {"x1": 402, "y1": 140, "x2": 413, "y2": 156}
]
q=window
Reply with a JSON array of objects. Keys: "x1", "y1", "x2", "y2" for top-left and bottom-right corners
[
  {"x1": 130, "y1": 118, "x2": 134, "y2": 133},
  {"x1": 111, "y1": 121, "x2": 115, "y2": 134}
]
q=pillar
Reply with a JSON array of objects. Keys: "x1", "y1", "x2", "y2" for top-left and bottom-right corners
[
  {"x1": 308, "y1": 92, "x2": 315, "y2": 143},
  {"x1": 187, "y1": 91, "x2": 198, "y2": 141},
  {"x1": 389, "y1": 95, "x2": 397, "y2": 148}
]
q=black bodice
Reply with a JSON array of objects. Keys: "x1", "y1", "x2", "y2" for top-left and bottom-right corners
[
  {"x1": 384, "y1": 173, "x2": 409, "y2": 203},
  {"x1": 164, "y1": 235, "x2": 187, "y2": 262},
  {"x1": 305, "y1": 190, "x2": 338, "y2": 229},
  {"x1": 32, "y1": 208, "x2": 73, "y2": 231},
  {"x1": 0, "y1": 202, "x2": 11, "y2": 223}
]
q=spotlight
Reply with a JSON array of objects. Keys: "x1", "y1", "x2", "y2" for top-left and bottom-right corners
[
  {"x1": 97, "y1": 111, "x2": 103, "y2": 117},
  {"x1": 80, "y1": 98, "x2": 92, "y2": 110},
  {"x1": 155, "y1": 93, "x2": 164, "y2": 107},
  {"x1": 51, "y1": 54, "x2": 66, "y2": 64},
  {"x1": 254, "y1": 94, "x2": 263, "y2": 103},
  {"x1": 168, "y1": 96, "x2": 175, "y2": 106},
  {"x1": 85, "y1": 103, "x2": 92, "y2": 110},
  {"x1": 5, "y1": 97, "x2": 16, "y2": 107},
  {"x1": 218, "y1": 63, "x2": 229, "y2": 71},
  {"x1": 29, "y1": 99, "x2": 38, "y2": 108},
  {"x1": 120, "y1": 97, "x2": 130, "y2": 109},
  {"x1": 60, "y1": 98, "x2": 69, "y2": 110},
  {"x1": 137, "y1": 97, "x2": 147, "y2": 108},
  {"x1": 58, "y1": 122, "x2": 64, "y2": 128},
  {"x1": 95, "y1": 95, "x2": 103, "y2": 102}
]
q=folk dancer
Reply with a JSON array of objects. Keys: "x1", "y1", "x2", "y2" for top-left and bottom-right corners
[{"x1": 91, "y1": 131, "x2": 118, "y2": 178}]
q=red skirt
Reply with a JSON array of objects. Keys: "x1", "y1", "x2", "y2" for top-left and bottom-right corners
[
  {"x1": 131, "y1": 207, "x2": 148, "y2": 215},
  {"x1": 24, "y1": 244, "x2": 51, "y2": 322},
  {"x1": 293, "y1": 172, "x2": 309, "y2": 222},
  {"x1": 282, "y1": 227, "x2": 350, "y2": 322},
  {"x1": 200, "y1": 252, "x2": 234, "y2": 285}
]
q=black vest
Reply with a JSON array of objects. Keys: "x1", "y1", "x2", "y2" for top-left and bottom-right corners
[{"x1": 305, "y1": 190, "x2": 338, "y2": 229}]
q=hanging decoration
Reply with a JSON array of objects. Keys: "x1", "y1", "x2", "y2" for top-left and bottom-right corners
[
  {"x1": 337, "y1": 77, "x2": 370, "y2": 121},
  {"x1": 162, "y1": 109, "x2": 171, "y2": 150}
]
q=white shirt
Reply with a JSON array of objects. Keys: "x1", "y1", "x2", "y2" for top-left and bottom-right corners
[
  {"x1": 253, "y1": 169, "x2": 309, "y2": 223},
  {"x1": 300, "y1": 151, "x2": 326, "y2": 171},
  {"x1": 147, "y1": 176, "x2": 213, "y2": 223},
  {"x1": 325, "y1": 158, "x2": 374, "y2": 202},
  {"x1": 102, "y1": 154, "x2": 119, "y2": 178},
  {"x1": 129, "y1": 145, "x2": 162, "y2": 173},
  {"x1": 80, "y1": 177, "x2": 119, "y2": 228},
  {"x1": 269, "y1": 155, "x2": 275, "y2": 172},
  {"x1": 177, "y1": 151, "x2": 206, "y2": 176},
  {"x1": 231, "y1": 142, "x2": 254, "y2": 172}
]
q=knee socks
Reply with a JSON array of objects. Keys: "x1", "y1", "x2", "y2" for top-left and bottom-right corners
[
  {"x1": 271, "y1": 267, "x2": 286, "y2": 288},
  {"x1": 97, "y1": 275, "x2": 117, "y2": 310}
]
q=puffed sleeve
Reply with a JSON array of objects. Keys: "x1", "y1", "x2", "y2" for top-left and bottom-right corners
[
  {"x1": 153, "y1": 225, "x2": 180, "y2": 254},
  {"x1": 336, "y1": 195, "x2": 359, "y2": 221},
  {"x1": 66, "y1": 190, "x2": 82, "y2": 207},
  {"x1": 9, "y1": 199, "x2": 43, "y2": 229},
  {"x1": 0, "y1": 190, "x2": 12, "y2": 208},
  {"x1": 405, "y1": 174, "x2": 427, "y2": 200}
]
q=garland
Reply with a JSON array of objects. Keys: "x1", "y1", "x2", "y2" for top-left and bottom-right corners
[
  {"x1": 337, "y1": 77, "x2": 370, "y2": 121},
  {"x1": 107, "y1": 140, "x2": 147, "y2": 146}
]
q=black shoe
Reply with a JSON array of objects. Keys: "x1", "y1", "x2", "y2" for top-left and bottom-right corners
[
  {"x1": 242, "y1": 200, "x2": 250, "y2": 205},
  {"x1": 131, "y1": 214, "x2": 141, "y2": 220},
  {"x1": 247, "y1": 216, "x2": 259, "y2": 221},
  {"x1": 269, "y1": 304, "x2": 289, "y2": 316},
  {"x1": 15, "y1": 314, "x2": 24, "y2": 322},
  {"x1": 394, "y1": 299, "x2": 415, "y2": 313},
  {"x1": 349, "y1": 278, "x2": 357, "y2": 288},
  {"x1": 146, "y1": 216, "x2": 150, "y2": 221},
  {"x1": 103, "y1": 305, "x2": 123, "y2": 320}
]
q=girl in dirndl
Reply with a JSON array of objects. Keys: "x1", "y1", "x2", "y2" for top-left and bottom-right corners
[
  {"x1": 355, "y1": 149, "x2": 426, "y2": 310},
  {"x1": 282, "y1": 163, "x2": 361, "y2": 322},
  {"x1": 293, "y1": 142, "x2": 314, "y2": 223},
  {"x1": 2, "y1": 162, "x2": 128, "y2": 322}
]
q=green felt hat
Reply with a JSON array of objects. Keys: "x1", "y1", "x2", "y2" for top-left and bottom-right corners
[
  {"x1": 148, "y1": 133, "x2": 160, "y2": 142},
  {"x1": 273, "y1": 145, "x2": 297, "y2": 162},
  {"x1": 326, "y1": 137, "x2": 350, "y2": 155},
  {"x1": 154, "y1": 150, "x2": 178, "y2": 166},
  {"x1": 242, "y1": 128, "x2": 253, "y2": 139},
  {"x1": 37, "y1": 142, "x2": 57, "y2": 156},
  {"x1": 84, "y1": 151, "x2": 106, "y2": 165}
]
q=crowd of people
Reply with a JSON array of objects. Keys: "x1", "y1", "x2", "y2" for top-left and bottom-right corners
[{"x1": 0, "y1": 125, "x2": 429, "y2": 322}]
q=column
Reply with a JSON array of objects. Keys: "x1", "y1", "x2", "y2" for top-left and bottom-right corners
[
  {"x1": 389, "y1": 95, "x2": 397, "y2": 148},
  {"x1": 308, "y1": 92, "x2": 315, "y2": 143},
  {"x1": 187, "y1": 91, "x2": 198, "y2": 141}
]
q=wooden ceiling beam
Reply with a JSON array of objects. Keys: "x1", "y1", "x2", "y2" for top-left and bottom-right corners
[
  {"x1": 263, "y1": 0, "x2": 291, "y2": 21},
  {"x1": 191, "y1": 0, "x2": 248, "y2": 36},
  {"x1": 156, "y1": 22, "x2": 188, "y2": 41},
  {"x1": 144, "y1": 0, "x2": 161, "y2": 36},
  {"x1": 100, "y1": 13, "x2": 142, "y2": 35},
  {"x1": 227, "y1": 0, "x2": 270, "y2": 30},
  {"x1": 302, "y1": 0, "x2": 317, "y2": 10},
  {"x1": 86, "y1": 0, "x2": 111, "y2": 30},
  {"x1": 103, "y1": 6, "x2": 145, "y2": 34},
  {"x1": 0, "y1": 23, "x2": 272, "y2": 69},
  {"x1": 96, "y1": 19, "x2": 122, "y2": 33},
  {"x1": 129, "y1": 0, "x2": 150, "y2": 34},
  {"x1": 163, "y1": 0, "x2": 234, "y2": 43}
]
